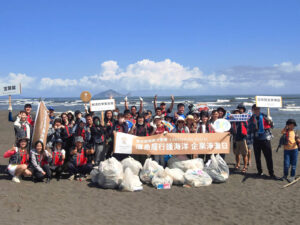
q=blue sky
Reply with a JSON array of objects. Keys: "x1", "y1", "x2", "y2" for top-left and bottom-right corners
[{"x1": 0, "y1": 0, "x2": 300, "y2": 97}]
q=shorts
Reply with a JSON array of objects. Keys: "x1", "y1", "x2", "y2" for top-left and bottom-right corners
[
  {"x1": 7, "y1": 164, "x2": 18, "y2": 176},
  {"x1": 233, "y1": 140, "x2": 248, "y2": 156}
]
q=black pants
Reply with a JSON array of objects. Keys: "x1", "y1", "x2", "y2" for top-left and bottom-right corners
[
  {"x1": 253, "y1": 139, "x2": 274, "y2": 175},
  {"x1": 30, "y1": 164, "x2": 51, "y2": 181},
  {"x1": 50, "y1": 165, "x2": 63, "y2": 177},
  {"x1": 68, "y1": 162, "x2": 93, "y2": 175},
  {"x1": 105, "y1": 142, "x2": 114, "y2": 159}
]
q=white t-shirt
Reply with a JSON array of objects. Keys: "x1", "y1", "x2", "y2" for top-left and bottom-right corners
[{"x1": 201, "y1": 125, "x2": 206, "y2": 133}]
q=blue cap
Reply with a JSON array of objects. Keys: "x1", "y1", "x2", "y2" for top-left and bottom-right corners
[
  {"x1": 48, "y1": 106, "x2": 55, "y2": 111},
  {"x1": 80, "y1": 118, "x2": 86, "y2": 123}
]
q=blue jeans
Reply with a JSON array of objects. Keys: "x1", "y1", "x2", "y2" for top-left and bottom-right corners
[{"x1": 284, "y1": 149, "x2": 298, "y2": 177}]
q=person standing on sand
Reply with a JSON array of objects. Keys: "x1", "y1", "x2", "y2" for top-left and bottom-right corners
[
  {"x1": 13, "y1": 111, "x2": 32, "y2": 142},
  {"x1": 231, "y1": 109, "x2": 249, "y2": 173},
  {"x1": 174, "y1": 103, "x2": 186, "y2": 121},
  {"x1": 151, "y1": 116, "x2": 169, "y2": 167},
  {"x1": 103, "y1": 110, "x2": 115, "y2": 160},
  {"x1": 248, "y1": 104, "x2": 280, "y2": 180},
  {"x1": 9, "y1": 103, "x2": 35, "y2": 127},
  {"x1": 154, "y1": 95, "x2": 175, "y2": 117},
  {"x1": 237, "y1": 103, "x2": 252, "y2": 167},
  {"x1": 197, "y1": 111, "x2": 215, "y2": 162},
  {"x1": 124, "y1": 96, "x2": 143, "y2": 120},
  {"x1": 111, "y1": 113, "x2": 129, "y2": 161},
  {"x1": 280, "y1": 119, "x2": 300, "y2": 182},
  {"x1": 130, "y1": 115, "x2": 150, "y2": 165},
  {"x1": 3, "y1": 138, "x2": 32, "y2": 183},
  {"x1": 86, "y1": 114, "x2": 106, "y2": 165}
]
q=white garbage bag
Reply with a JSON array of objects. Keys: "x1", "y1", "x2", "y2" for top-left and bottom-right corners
[
  {"x1": 168, "y1": 156, "x2": 204, "y2": 172},
  {"x1": 97, "y1": 157, "x2": 124, "y2": 189},
  {"x1": 90, "y1": 168, "x2": 99, "y2": 183},
  {"x1": 216, "y1": 154, "x2": 230, "y2": 180},
  {"x1": 151, "y1": 170, "x2": 173, "y2": 189},
  {"x1": 121, "y1": 157, "x2": 143, "y2": 176},
  {"x1": 184, "y1": 169, "x2": 212, "y2": 187},
  {"x1": 204, "y1": 154, "x2": 229, "y2": 183},
  {"x1": 139, "y1": 158, "x2": 164, "y2": 184},
  {"x1": 120, "y1": 168, "x2": 143, "y2": 192},
  {"x1": 165, "y1": 167, "x2": 185, "y2": 185}
]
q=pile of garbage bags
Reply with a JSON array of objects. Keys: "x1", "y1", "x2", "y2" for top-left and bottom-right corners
[{"x1": 90, "y1": 154, "x2": 230, "y2": 191}]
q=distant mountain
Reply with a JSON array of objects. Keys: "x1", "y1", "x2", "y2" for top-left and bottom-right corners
[{"x1": 93, "y1": 89, "x2": 129, "y2": 98}]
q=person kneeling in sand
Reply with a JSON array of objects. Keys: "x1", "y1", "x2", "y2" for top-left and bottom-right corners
[
  {"x1": 68, "y1": 136, "x2": 94, "y2": 181},
  {"x1": 50, "y1": 139, "x2": 66, "y2": 181},
  {"x1": 3, "y1": 137, "x2": 32, "y2": 183},
  {"x1": 28, "y1": 141, "x2": 52, "y2": 183}
]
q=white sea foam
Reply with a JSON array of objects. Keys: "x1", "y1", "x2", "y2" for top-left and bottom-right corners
[{"x1": 216, "y1": 99, "x2": 230, "y2": 103}]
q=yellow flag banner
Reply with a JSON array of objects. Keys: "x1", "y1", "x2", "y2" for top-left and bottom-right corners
[
  {"x1": 114, "y1": 132, "x2": 231, "y2": 155},
  {"x1": 31, "y1": 101, "x2": 50, "y2": 149}
]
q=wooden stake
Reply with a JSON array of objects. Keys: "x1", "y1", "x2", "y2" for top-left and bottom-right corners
[
  {"x1": 282, "y1": 177, "x2": 300, "y2": 188},
  {"x1": 8, "y1": 95, "x2": 12, "y2": 108},
  {"x1": 267, "y1": 108, "x2": 270, "y2": 117}
]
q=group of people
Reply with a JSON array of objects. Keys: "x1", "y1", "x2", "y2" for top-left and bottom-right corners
[{"x1": 3, "y1": 95, "x2": 299, "y2": 183}]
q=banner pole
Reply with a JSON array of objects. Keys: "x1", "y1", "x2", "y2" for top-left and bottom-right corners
[
  {"x1": 267, "y1": 108, "x2": 270, "y2": 117},
  {"x1": 8, "y1": 95, "x2": 12, "y2": 110}
]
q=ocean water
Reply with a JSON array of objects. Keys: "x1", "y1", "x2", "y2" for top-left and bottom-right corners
[{"x1": 1, "y1": 95, "x2": 300, "y2": 128}]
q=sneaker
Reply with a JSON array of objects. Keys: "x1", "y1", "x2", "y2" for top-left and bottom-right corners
[
  {"x1": 12, "y1": 176, "x2": 20, "y2": 183},
  {"x1": 269, "y1": 174, "x2": 281, "y2": 180},
  {"x1": 287, "y1": 176, "x2": 295, "y2": 183},
  {"x1": 280, "y1": 175, "x2": 288, "y2": 181},
  {"x1": 45, "y1": 178, "x2": 51, "y2": 183},
  {"x1": 256, "y1": 172, "x2": 264, "y2": 177},
  {"x1": 68, "y1": 175, "x2": 75, "y2": 181}
]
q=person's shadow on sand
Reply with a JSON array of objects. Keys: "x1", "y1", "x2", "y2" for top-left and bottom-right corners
[{"x1": 241, "y1": 173, "x2": 270, "y2": 183}]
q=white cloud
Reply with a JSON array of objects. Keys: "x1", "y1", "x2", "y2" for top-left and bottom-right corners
[
  {"x1": 3, "y1": 60, "x2": 300, "y2": 95},
  {"x1": 267, "y1": 80, "x2": 285, "y2": 88},
  {"x1": 39, "y1": 77, "x2": 78, "y2": 90},
  {"x1": 273, "y1": 62, "x2": 300, "y2": 73},
  {"x1": 0, "y1": 73, "x2": 36, "y2": 88}
]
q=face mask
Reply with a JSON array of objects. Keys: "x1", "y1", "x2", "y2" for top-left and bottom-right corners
[
  {"x1": 95, "y1": 120, "x2": 100, "y2": 126},
  {"x1": 118, "y1": 119, "x2": 124, "y2": 124},
  {"x1": 138, "y1": 122, "x2": 144, "y2": 125}
]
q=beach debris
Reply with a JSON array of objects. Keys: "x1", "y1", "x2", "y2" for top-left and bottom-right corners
[
  {"x1": 167, "y1": 156, "x2": 204, "y2": 172},
  {"x1": 204, "y1": 154, "x2": 229, "y2": 183},
  {"x1": 120, "y1": 168, "x2": 143, "y2": 192},
  {"x1": 139, "y1": 158, "x2": 164, "y2": 184},
  {"x1": 96, "y1": 157, "x2": 124, "y2": 189},
  {"x1": 184, "y1": 169, "x2": 212, "y2": 187},
  {"x1": 151, "y1": 170, "x2": 173, "y2": 189},
  {"x1": 165, "y1": 168, "x2": 185, "y2": 185},
  {"x1": 121, "y1": 157, "x2": 142, "y2": 176}
]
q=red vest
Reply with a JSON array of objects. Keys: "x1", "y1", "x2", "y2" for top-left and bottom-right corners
[
  {"x1": 76, "y1": 149, "x2": 87, "y2": 166},
  {"x1": 52, "y1": 151, "x2": 64, "y2": 166}
]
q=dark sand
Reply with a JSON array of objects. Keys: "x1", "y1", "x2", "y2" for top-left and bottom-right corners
[{"x1": 0, "y1": 111, "x2": 299, "y2": 225}]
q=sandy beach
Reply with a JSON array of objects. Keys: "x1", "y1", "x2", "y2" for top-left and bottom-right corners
[{"x1": 0, "y1": 111, "x2": 299, "y2": 225}]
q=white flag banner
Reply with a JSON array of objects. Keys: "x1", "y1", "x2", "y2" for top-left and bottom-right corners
[
  {"x1": 90, "y1": 99, "x2": 116, "y2": 111},
  {"x1": 0, "y1": 83, "x2": 21, "y2": 96},
  {"x1": 255, "y1": 96, "x2": 282, "y2": 108}
]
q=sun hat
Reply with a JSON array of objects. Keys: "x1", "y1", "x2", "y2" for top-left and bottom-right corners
[{"x1": 185, "y1": 115, "x2": 195, "y2": 123}]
